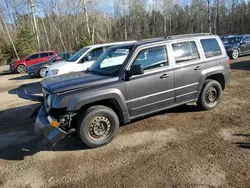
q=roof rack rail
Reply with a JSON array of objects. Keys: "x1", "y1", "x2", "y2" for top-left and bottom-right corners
[
  {"x1": 139, "y1": 37, "x2": 165, "y2": 42},
  {"x1": 165, "y1": 33, "x2": 213, "y2": 39}
]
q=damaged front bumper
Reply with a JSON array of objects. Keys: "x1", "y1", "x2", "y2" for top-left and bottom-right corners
[
  {"x1": 17, "y1": 89, "x2": 44, "y2": 102},
  {"x1": 34, "y1": 106, "x2": 67, "y2": 147}
]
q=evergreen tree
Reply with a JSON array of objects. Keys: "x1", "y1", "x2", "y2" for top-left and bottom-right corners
[{"x1": 15, "y1": 27, "x2": 36, "y2": 58}]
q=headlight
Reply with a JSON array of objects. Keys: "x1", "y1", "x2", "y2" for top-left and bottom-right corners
[
  {"x1": 47, "y1": 94, "x2": 53, "y2": 108},
  {"x1": 51, "y1": 69, "x2": 59, "y2": 75},
  {"x1": 44, "y1": 93, "x2": 53, "y2": 113}
]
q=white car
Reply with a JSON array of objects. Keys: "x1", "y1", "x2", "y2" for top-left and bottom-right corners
[{"x1": 45, "y1": 41, "x2": 136, "y2": 77}]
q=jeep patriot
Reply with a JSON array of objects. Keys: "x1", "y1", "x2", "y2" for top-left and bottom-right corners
[{"x1": 20, "y1": 34, "x2": 231, "y2": 148}]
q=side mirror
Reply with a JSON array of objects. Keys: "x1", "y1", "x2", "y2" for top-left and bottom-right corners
[
  {"x1": 56, "y1": 56, "x2": 62, "y2": 60},
  {"x1": 26, "y1": 58, "x2": 30, "y2": 61},
  {"x1": 241, "y1": 41, "x2": 246, "y2": 45},
  {"x1": 129, "y1": 64, "x2": 144, "y2": 76}
]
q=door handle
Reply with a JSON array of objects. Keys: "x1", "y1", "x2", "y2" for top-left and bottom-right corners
[
  {"x1": 194, "y1": 66, "x2": 202, "y2": 71},
  {"x1": 160, "y1": 73, "x2": 170, "y2": 79}
]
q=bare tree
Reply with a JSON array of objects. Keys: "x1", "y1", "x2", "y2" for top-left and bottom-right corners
[
  {"x1": 28, "y1": 0, "x2": 40, "y2": 51},
  {"x1": 0, "y1": 10, "x2": 19, "y2": 60}
]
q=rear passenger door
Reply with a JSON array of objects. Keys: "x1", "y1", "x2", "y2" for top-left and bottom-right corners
[
  {"x1": 39, "y1": 52, "x2": 50, "y2": 62},
  {"x1": 26, "y1": 54, "x2": 40, "y2": 67},
  {"x1": 171, "y1": 40, "x2": 205, "y2": 105},
  {"x1": 125, "y1": 45, "x2": 174, "y2": 117}
]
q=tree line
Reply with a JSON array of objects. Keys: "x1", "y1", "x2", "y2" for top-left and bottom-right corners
[{"x1": 0, "y1": 0, "x2": 249, "y2": 65}]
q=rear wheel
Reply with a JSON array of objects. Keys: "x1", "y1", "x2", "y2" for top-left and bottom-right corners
[
  {"x1": 197, "y1": 79, "x2": 222, "y2": 110},
  {"x1": 77, "y1": 105, "x2": 119, "y2": 148},
  {"x1": 16, "y1": 65, "x2": 27, "y2": 74},
  {"x1": 39, "y1": 68, "x2": 47, "y2": 78}
]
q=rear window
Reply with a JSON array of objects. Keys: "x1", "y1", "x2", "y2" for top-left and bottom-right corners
[{"x1": 201, "y1": 39, "x2": 222, "y2": 58}]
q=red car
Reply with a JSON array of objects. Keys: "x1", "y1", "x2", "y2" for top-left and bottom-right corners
[{"x1": 10, "y1": 51, "x2": 58, "y2": 73}]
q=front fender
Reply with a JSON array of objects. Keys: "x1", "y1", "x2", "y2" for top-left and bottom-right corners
[{"x1": 66, "y1": 88, "x2": 128, "y2": 113}]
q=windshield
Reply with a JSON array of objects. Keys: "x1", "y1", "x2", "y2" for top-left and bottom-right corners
[
  {"x1": 220, "y1": 37, "x2": 228, "y2": 43},
  {"x1": 226, "y1": 37, "x2": 243, "y2": 44},
  {"x1": 47, "y1": 55, "x2": 58, "y2": 64},
  {"x1": 67, "y1": 47, "x2": 90, "y2": 62},
  {"x1": 89, "y1": 46, "x2": 134, "y2": 76}
]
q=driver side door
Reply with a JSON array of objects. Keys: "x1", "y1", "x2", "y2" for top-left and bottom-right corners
[
  {"x1": 125, "y1": 45, "x2": 174, "y2": 118},
  {"x1": 240, "y1": 37, "x2": 250, "y2": 54}
]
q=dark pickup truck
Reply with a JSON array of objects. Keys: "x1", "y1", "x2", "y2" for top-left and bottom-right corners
[{"x1": 19, "y1": 34, "x2": 231, "y2": 148}]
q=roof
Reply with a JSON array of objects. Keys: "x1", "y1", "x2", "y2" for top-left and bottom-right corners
[
  {"x1": 108, "y1": 33, "x2": 220, "y2": 50},
  {"x1": 32, "y1": 51, "x2": 56, "y2": 55},
  {"x1": 86, "y1": 41, "x2": 136, "y2": 49},
  {"x1": 228, "y1": 34, "x2": 250, "y2": 38}
]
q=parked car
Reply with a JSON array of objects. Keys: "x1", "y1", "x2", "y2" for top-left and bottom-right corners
[
  {"x1": 10, "y1": 51, "x2": 58, "y2": 73},
  {"x1": 224, "y1": 34, "x2": 250, "y2": 59},
  {"x1": 45, "y1": 41, "x2": 136, "y2": 77},
  {"x1": 18, "y1": 33, "x2": 231, "y2": 148},
  {"x1": 27, "y1": 52, "x2": 75, "y2": 78}
]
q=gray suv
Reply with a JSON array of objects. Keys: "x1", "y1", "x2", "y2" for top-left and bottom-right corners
[{"x1": 20, "y1": 34, "x2": 231, "y2": 148}]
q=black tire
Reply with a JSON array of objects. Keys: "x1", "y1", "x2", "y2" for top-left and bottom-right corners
[
  {"x1": 16, "y1": 65, "x2": 27, "y2": 73},
  {"x1": 77, "y1": 105, "x2": 119, "y2": 148},
  {"x1": 231, "y1": 49, "x2": 239, "y2": 59},
  {"x1": 39, "y1": 68, "x2": 47, "y2": 78},
  {"x1": 197, "y1": 79, "x2": 222, "y2": 110}
]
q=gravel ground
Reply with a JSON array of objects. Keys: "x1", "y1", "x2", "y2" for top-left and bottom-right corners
[{"x1": 0, "y1": 58, "x2": 250, "y2": 188}]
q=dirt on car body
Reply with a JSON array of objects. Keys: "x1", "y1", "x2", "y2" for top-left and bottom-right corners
[{"x1": 0, "y1": 58, "x2": 250, "y2": 188}]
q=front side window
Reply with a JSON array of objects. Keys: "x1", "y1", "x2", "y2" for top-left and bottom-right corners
[
  {"x1": 201, "y1": 39, "x2": 222, "y2": 58},
  {"x1": 172, "y1": 41, "x2": 200, "y2": 63},
  {"x1": 133, "y1": 46, "x2": 168, "y2": 70},
  {"x1": 29, "y1": 54, "x2": 39, "y2": 59}
]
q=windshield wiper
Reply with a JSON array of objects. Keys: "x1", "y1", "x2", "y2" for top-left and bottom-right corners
[{"x1": 87, "y1": 70, "x2": 103, "y2": 76}]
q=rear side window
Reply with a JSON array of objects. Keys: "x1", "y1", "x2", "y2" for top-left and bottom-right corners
[
  {"x1": 172, "y1": 41, "x2": 200, "y2": 63},
  {"x1": 201, "y1": 39, "x2": 222, "y2": 58},
  {"x1": 48, "y1": 52, "x2": 54, "y2": 56},
  {"x1": 29, "y1": 54, "x2": 39, "y2": 59},
  {"x1": 133, "y1": 46, "x2": 168, "y2": 70},
  {"x1": 40, "y1": 53, "x2": 49, "y2": 58}
]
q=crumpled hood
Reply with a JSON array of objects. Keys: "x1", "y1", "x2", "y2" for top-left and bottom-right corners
[
  {"x1": 41, "y1": 71, "x2": 117, "y2": 94},
  {"x1": 224, "y1": 43, "x2": 239, "y2": 50}
]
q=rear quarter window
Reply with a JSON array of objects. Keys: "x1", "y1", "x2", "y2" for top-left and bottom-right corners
[{"x1": 200, "y1": 38, "x2": 222, "y2": 58}]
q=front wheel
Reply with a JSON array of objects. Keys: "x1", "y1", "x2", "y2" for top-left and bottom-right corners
[
  {"x1": 197, "y1": 79, "x2": 222, "y2": 110},
  {"x1": 77, "y1": 105, "x2": 119, "y2": 148},
  {"x1": 16, "y1": 65, "x2": 27, "y2": 73},
  {"x1": 39, "y1": 68, "x2": 47, "y2": 78},
  {"x1": 231, "y1": 49, "x2": 239, "y2": 59}
]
